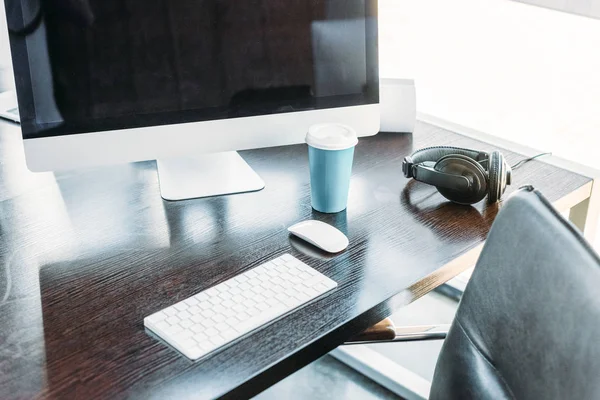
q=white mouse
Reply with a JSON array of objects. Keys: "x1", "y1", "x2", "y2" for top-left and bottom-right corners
[{"x1": 287, "y1": 220, "x2": 349, "y2": 253}]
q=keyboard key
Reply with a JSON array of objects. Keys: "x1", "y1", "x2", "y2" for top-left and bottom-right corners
[
  {"x1": 212, "y1": 314, "x2": 226, "y2": 323},
  {"x1": 176, "y1": 338, "x2": 197, "y2": 350},
  {"x1": 232, "y1": 295, "x2": 245, "y2": 303},
  {"x1": 248, "y1": 278, "x2": 261, "y2": 286},
  {"x1": 305, "y1": 275, "x2": 326, "y2": 287},
  {"x1": 215, "y1": 322, "x2": 229, "y2": 332},
  {"x1": 177, "y1": 310, "x2": 192, "y2": 320},
  {"x1": 200, "y1": 319, "x2": 213, "y2": 329},
  {"x1": 193, "y1": 333, "x2": 208, "y2": 343},
  {"x1": 271, "y1": 277, "x2": 284, "y2": 286},
  {"x1": 219, "y1": 291, "x2": 233, "y2": 300},
  {"x1": 164, "y1": 308, "x2": 178, "y2": 317},
  {"x1": 180, "y1": 320, "x2": 193, "y2": 329},
  {"x1": 237, "y1": 311, "x2": 250, "y2": 321},
  {"x1": 271, "y1": 285, "x2": 284, "y2": 294},
  {"x1": 222, "y1": 329, "x2": 237, "y2": 340},
  {"x1": 186, "y1": 346, "x2": 205, "y2": 360},
  {"x1": 154, "y1": 320, "x2": 170, "y2": 332},
  {"x1": 214, "y1": 284, "x2": 227, "y2": 293},
  {"x1": 144, "y1": 254, "x2": 337, "y2": 361},
  {"x1": 223, "y1": 308, "x2": 236, "y2": 318},
  {"x1": 228, "y1": 280, "x2": 239, "y2": 288},
  {"x1": 271, "y1": 258, "x2": 284, "y2": 265},
  {"x1": 213, "y1": 304, "x2": 226, "y2": 313},
  {"x1": 299, "y1": 272, "x2": 312, "y2": 280},
  {"x1": 184, "y1": 297, "x2": 199, "y2": 306},
  {"x1": 246, "y1": 306, "x2": 260, "y2": 316},
  {"x1": 282, "y1": 297, "x2": 299, "y2": 308},
  {"x1": 205, "y1": 328, "x2": 218, "y2": 337},
  {"x1": 252, "y1": 285, "x2": 264, "y2": 294},
  {"x1": 146, "y1": 312, "x2": 167, "y2": 324},
  {"x1": 210, "y1": 336, "x2": 226, "y2": 346},
  {"x1": 174, "y1": 302, "x2": 188, "y2": 311},
  {"x1": 188, "y1": 306, "x2": 201, "y2": 315},
  {"x1": 302, "y1": 286, "x2": 320, "y2": 297},
  {"x1": 246, "y1": 270, "x2": 257, "y2": 278},
  {"x1": 194, "y1": 292, "x2": 209, "y2": 302},
  {"x1": 275, "y1": 293, "x2": 289, "y2": 302},
  {"x1": 191, "y1": 314, "x2": 204, "y2": 323},
  {"x1": 232, "y1": 304, "x2": 246, "y2": 313},
  {"x1": 166, "y1": 324, "x2": 183, "y2": 335},
  {"x1": 176, "y1": 330, "x2": 194, "y2": 340},
  {"x1": 198, "y1": 342, "x2": 214, "y2": 352}
]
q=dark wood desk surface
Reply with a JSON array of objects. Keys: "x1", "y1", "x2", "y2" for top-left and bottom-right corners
[{"x1": 0, "y1": 120, "x2": 591, "y2": 399}]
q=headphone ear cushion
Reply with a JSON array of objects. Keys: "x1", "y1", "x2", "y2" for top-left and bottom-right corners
[
  {"x1": 434, "y1": 155, "x2": 488, "y2": 205},
  {"x1": 488, "y1": 151, "x2": 506, "y2": 203}
]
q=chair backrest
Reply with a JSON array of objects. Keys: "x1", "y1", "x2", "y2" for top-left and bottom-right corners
[{"x1": 430, "y1": 187, "x2": 600, "y2": 400}]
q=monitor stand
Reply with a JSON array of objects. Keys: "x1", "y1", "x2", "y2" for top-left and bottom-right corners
[{"x1": 156, "y1": 152, "x2": 265, "y2": 201}]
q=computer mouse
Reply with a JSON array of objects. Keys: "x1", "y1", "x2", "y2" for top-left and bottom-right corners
[{"x1": 287, "y1": 220, "x2": 349, "y2": 253}]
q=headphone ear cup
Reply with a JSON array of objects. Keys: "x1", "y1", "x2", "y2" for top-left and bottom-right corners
[
  {"x1": 434, "y1": 155, "x2": 488, "y2": 205},
  {"x1": 488, "y1": 151, "x2": 506, "y2": 203}
]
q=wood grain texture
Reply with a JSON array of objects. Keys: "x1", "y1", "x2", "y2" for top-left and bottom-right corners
[
  {"x1": 0, "y1": 120, "x2": 591, "y2": 400},
  {"x1": 348, "y1": 318, "x2": 396, "y2": 342}
]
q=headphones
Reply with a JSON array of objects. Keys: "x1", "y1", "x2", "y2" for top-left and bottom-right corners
[{"x1": 402, "y1": 146, "x2": 512, "y2": 205}]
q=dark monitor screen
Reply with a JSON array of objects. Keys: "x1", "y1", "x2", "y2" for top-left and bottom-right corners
[{"x1": 6, "y1": 0, "x2": 378, "y2": 139}]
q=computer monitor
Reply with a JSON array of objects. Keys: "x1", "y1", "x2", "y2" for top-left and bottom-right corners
[{"x1": 5, "y1": 0, "x2": 379, "y2": 200}]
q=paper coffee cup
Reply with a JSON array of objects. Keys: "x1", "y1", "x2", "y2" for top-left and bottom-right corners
[{"x1": 306, "y1": 123, "x2": 358, "y2": 213}]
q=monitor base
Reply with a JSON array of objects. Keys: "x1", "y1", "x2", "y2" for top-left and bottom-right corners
[{"x1": 157, "y1": 152, "x2": 265, "y2": 201}]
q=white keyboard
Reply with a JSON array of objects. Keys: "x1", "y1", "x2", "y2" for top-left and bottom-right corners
[{"x1": 144, "y1": 254, "x2": 337, "y2": 360}]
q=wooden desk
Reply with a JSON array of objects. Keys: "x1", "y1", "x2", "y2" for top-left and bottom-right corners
[{"x1": 0, "y1": 119, "x2": 594, "y2": 399}]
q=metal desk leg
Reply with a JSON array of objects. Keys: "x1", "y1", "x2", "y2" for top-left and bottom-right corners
[{"x1": 569, "y1": 180, "x2": 600, "y2": 242}]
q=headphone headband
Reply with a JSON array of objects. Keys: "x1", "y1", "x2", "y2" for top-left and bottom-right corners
[
  {"x1": 403, "y1": 146, "x2": 489, "y2": 178},
  {"x1": 411, "y1": 146, "x2": 487, "y2": 164}
]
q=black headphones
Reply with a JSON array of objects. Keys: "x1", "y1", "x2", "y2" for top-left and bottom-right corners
[{"x1": 402, "y1": 146, "x2": 512, "y2": 205}]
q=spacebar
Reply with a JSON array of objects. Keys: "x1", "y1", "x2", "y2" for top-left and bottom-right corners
[{"x1": 234, "y1": 303, "x2": 289, "y2": 334}]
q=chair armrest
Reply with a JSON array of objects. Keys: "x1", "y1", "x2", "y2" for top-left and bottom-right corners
[{"x1": 343, "y1": 319, "x2": 450, "y2": 345}]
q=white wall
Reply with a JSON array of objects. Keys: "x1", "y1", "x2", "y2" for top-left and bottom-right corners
[{"x1": 380, "y1": 0, "x2": 600, "y2": 168}]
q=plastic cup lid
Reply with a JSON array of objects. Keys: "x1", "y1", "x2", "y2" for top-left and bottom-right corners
[{"x1": 305, "y1": 123, "x2": 358, "y2": 151}]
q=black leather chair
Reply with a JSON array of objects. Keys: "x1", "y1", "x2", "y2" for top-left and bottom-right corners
[{"x1": 345, "y1": 186, "x2": 600, "y2": 399}]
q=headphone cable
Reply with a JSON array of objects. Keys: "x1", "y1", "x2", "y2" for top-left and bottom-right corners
[{"x1": 511, "y1": 152, "x2": 552, "y2": 170}]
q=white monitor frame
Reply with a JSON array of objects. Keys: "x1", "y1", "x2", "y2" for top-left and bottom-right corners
[{"x1": 24, "y1": 104, "x2": 379, "y2": 172}]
